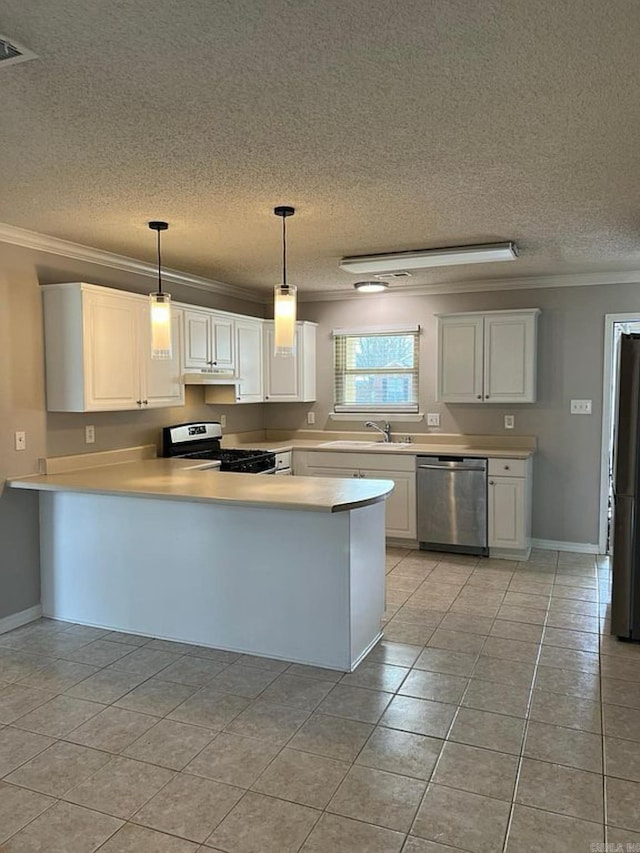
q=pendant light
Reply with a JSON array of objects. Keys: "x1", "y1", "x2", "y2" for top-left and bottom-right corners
[
  {"x1": 148, "y1": 220, "x2": 172, "y2": 360},
  {"x1": 273, "y1": 205, "x2": 297, "y2": 357}
]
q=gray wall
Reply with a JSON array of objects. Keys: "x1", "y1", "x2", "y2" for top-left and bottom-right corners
[
  {"x1": 264, "y1": 283, "x2": 640, "y2": 547},
  {"x1": 4, "y1": 228, "x2": 640, "y2": 623},
  {"x1": 0, "y1": 244, "x2": 47, "y2": 619},
  {"x1": 0, "y1": 240, "x2": 266, "y2": 621}
]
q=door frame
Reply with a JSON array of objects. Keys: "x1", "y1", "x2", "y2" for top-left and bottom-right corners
[{"x1": 599, "y1": 313, "x2": 640, "y2": 553}]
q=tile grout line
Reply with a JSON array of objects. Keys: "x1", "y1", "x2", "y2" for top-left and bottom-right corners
[
  {"x1": 0, "y1": 550, "x2": 626, "y2": 851},
  {"x1": 500, "y1": 548, "x2": 558, "y2": 853},
  {"x1": 599, "y1": 560, "x2": 609, "y2": 844}
]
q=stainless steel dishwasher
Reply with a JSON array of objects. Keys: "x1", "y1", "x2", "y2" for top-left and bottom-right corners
[{"x1": 416, "y1": 456, "x2": 488, "y2": 556}]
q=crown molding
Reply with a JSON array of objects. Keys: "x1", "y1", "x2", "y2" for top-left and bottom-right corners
[
  {"x1": 0, "y1": 221, "x2": 264, "y2": 304},
  {"x1": 299, "y1": 269, "x2": 640, "y2": 302},
  {"x1": 2, "y1": 221, "x2": 638, "y2": 305}
]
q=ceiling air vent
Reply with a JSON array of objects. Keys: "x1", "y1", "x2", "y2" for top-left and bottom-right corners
[
  {"x1": 373, "y1": 271, "x2": 412, "y2": 280},
  {"x1": 0, "y1": 35, "x2": 38, "y2": 68}
]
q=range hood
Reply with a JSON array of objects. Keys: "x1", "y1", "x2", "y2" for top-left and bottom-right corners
[{"x1": 183, "y1": 371, "x2": 239, "y2": 386}]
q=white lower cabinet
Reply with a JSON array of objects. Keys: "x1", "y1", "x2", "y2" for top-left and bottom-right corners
[
  {"x1": 294, "y1": 451, "x2": 416, "y2": 540},
  {"x1": 487, "y1": 457, "x2": 532, "y2": 558},
  {"x1": 42, "y1": 283, "x2": 185, "y2": 412}
]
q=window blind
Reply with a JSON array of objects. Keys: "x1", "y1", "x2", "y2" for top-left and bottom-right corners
[{"x1": 334, "y1": 327, "x2": 420, "y2": 413}]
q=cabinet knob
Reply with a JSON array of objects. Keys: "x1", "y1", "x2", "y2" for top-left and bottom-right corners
[
  {"x1": 504, "y1": 465, "x2": 510, "y2": 470},
  {"x1": 143, "y1": 400, "x2": 148, "y2": 405},
  {"x1": 489, "y1": 480, "x2": 495, "y2": 485},
  {"x1": 136, "y1": 400, "x2": 142, "y2": 406},
  {"x1": 265, "y1": 396, "x2": 269, "y2": 400},
  {"x1": 485, "y1": 395, "x2": 490, "y2": 399},
  {"x1": 477, "y1": 395, "x2": 482, "y2": 399}
]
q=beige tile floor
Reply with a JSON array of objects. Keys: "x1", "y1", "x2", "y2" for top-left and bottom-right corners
[{"x1": 0, "y1": 546, "x2": 639, "y2": 851}]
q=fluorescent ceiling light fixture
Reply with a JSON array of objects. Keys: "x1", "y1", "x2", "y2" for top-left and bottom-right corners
[
  {"x1": 340, "y1": 242, "x2": 518, "y2": 274},
  {"x1": 148, "y1": 221, "x2": 172, "y2": 360},
  {"x1": 354, "y1": 281, "x2": 389, "y2": 293}
]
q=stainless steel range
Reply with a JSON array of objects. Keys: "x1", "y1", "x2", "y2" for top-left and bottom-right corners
[{"x1": 162, "y1": 422, "x2": 276, "y2": 474}]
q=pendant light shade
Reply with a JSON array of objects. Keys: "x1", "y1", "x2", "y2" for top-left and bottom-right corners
[
  {"x1": 148, "y1": 221, "x2": 172, "y2": 360},
  {"x1": 273, "y1": 206, "x2": 297, "y2": 357}
]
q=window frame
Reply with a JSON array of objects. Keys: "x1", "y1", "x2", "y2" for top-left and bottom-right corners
[{"x1": 333, "y1": 325, "x2": 420, "y2": 414}]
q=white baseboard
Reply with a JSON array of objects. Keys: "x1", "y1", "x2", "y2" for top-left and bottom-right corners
[
  {"x1": 531, "y1": 538, "x2": 600, "y2": 554},
  {"x1": 0, "y1": 604, "x2": 42, "y2": 635}
]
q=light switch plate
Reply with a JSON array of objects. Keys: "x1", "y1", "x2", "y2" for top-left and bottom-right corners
[
  {"x1": 571, "y1": 399, "x2": 592, "y2": 415},
  {"x1": 15, "y1": 430, "x2": 26, "y2": 451},
  {"x1": 307, "y1": 412, "x2": 316, "y2": 425},
  {"x1": 85, "y1": 425, "x2": 95, "y2": 444},
  {"x1": 220, "y1": 414, "x2": 227, "y2": 428},
  {"x1": 504, "y1": 415, "x2": 515, "y2": 429},
  {"x1": 427, "y1": 413, "x2": 440, "y2": 427}
]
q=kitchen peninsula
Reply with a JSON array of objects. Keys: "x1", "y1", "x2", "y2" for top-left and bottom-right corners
[{"x1": 9, "y1": 458, "x2": 393, "y2": 672}]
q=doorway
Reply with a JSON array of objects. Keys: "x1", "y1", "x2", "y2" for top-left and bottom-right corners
[{"x1": 600, "y1": 314, "x2": 640, "y2": 554}]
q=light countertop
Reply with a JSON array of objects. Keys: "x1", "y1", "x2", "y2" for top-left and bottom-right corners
[
  {"x1": 223, "y1": 437, "x2": 536, "y2": 459},
  {"x1": 8, "y1": 458, "x2": 393, "y2": 514}
]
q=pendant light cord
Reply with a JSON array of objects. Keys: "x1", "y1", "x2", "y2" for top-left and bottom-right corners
[
  {"x1": 157, "y1": 229, "x2": 163, "y2": 296},
  {"x1": 282, "y1": 215, "x2": 287, "y2": 288}
]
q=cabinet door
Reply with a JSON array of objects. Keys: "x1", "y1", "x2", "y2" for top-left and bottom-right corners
[
  {"x1": 236, "y1": 319, "x2": 264, "y2": 403},
  {"x1": 84, "y1": 290, "x2": 141, "y2": 410},
  {"x1": 483, "y1": 312, "x2": 537, "y2": 403},
  {"x1": 143, "y1": 308, "x2": 185, "y2": 408},
  {"x1": 488, "y1": 476, "x2": 526, "y2": 549},
  {"x1": 211, "y1": 314, "x2": 235, "y2": 370},
  {"x1": 183, "y1": 309, "x2": 212, "y2": 370},
  {"x1": 264, "y1": 324, "x2": 301, "y2": 401},
  {"x1": 361, "y1": 469, "x2": 416, "y2": 539},
  {"x1": 438, "y1": 315, "x2": 484, "y2": 402}
]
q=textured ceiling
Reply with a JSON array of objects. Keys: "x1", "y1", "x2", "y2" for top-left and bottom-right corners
[{"x1": 1, "y1": 0, "x2": 640, "y2": 297}]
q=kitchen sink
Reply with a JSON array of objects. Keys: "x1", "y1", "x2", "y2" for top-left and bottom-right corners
[
  {"x1": 317, "y1": 440, "x2": 411, "y2": 449},
  {"x1": 318, "y1": 440, "x2": 379, "y2": 448}
]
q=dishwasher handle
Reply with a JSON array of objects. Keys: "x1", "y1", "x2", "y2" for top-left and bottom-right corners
[{"x1": 418, "y1": 463, "x2": 486, "y2": 472}]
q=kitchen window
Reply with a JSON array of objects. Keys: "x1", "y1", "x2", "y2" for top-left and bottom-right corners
[{"x1": 333, "y1": 325, "x2": 420, "y2": 413}]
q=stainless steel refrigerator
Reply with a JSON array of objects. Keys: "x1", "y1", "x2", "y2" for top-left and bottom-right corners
[{"x1": 612, "y1": 333, "x2": 640, "y2": 640}]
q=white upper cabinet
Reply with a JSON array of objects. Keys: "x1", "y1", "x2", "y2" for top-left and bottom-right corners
[
  {"x1": 263, "y1": 321, "x2": 317, "y2": 403},
  {"x1": 183, "y1": 308, "x2": 235, "y2": 372},
  {"x1": 437, "y1": 309, "x2": 540, "y2": 403},
  {"x1": 42, "y1": 283, "x2": 185, "y2": 412},
  {"x1": 235, "y1": 317, "x2": 264, "y2": 403}
]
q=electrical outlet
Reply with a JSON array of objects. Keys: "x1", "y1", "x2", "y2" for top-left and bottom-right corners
[
  {"x1": 504, "y1": 415, "x2": 515, "y2": 430},
  {"x1": 85, "y1": 425, "x2": 95, "y2": 444},
  {"x1": 570, "y1": 399, "x2": 592, "y2": 415},
  {"x1": 307, "y1": 411, "x2": 316, "y2": 425},
  {"x1": 220, "y1": 414, "x2": 227, "y2": 428},
  {"x1": 426, "y1": 413, "x2": 440, "y2": 427},
  {"x1": 15, "y1": 431, "x2": 26, "y2": 451}
]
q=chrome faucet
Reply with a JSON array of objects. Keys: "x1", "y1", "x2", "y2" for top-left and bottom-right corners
[{"x1": 364, "y1": 420, "x2": 392, "y2": 442}]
